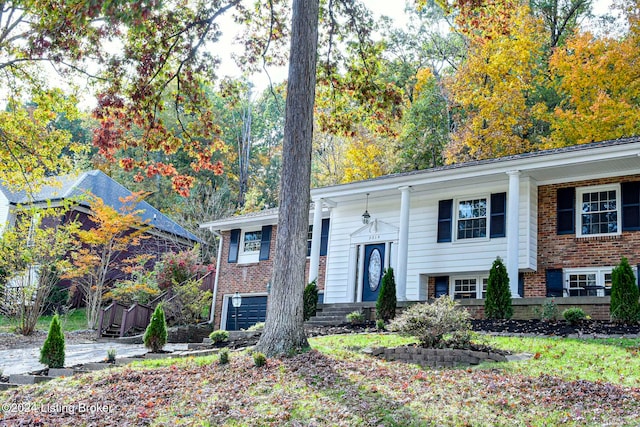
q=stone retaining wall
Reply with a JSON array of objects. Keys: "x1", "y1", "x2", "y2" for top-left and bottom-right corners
[{"x1": 371, "y1": 346, "x2": 507, "y2": 368}]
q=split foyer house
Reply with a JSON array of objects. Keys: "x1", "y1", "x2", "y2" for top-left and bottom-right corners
[{"x1": 202, "y1": 137, "x2": 640, "y2": 330}]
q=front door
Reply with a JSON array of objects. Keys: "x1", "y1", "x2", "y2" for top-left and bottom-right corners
[{"x1": 362, "y1": 243, "x2": 385, "y2": 301}]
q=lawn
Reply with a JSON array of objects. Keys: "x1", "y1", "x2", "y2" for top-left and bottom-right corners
[
  {"x1": 0, "y1": 308, "x2": 87, "y2": 334},
  {"x1": 1, "y1": 333, "x2": 640, "y2": 426}
]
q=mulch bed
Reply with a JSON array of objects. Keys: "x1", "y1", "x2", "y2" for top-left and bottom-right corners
[{"x1": 471, "y1": 318, "x2": 640, "y2": 337}]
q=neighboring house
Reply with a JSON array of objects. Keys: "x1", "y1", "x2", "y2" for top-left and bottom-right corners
[
  {"x1": 203, "y1": 137, "x2": 640, "y2": 329},
  {"x1": 0, "y1": 170, "x2": 200, "y2": 297}
]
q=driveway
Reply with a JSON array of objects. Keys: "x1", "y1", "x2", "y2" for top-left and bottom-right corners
[{"x1": 0, "y1": 342, "x2": 189, "y2": 376}]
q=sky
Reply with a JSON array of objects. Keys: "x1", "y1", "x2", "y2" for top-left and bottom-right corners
[{"x1": 215, "y1": 0, "x2": 616, "y2": 93}]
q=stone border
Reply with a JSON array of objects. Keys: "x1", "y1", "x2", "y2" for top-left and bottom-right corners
[{"x1": 369, "y1": 346, "x2": 512, "y2": 368}]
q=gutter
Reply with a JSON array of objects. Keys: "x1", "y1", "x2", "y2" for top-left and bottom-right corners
[{"x1": 207, "y1": 228, "x2": 223, "y2": 327}]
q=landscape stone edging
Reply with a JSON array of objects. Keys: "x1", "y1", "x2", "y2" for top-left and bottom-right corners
[{"x1": 370, "y1": 346, "x2": 508, "y2": 368}]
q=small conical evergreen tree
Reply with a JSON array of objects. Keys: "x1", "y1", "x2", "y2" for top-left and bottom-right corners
[
  {"x1": 303, "y1": 280, "x2": 319, "y2": 321},
  {"x1": 376, "y1": 268, "x2": 397, "y2": 322},
  {"x1": 484, "y1": 257, "x2": 513, "y2": 319},
  {"x1": 610, "y1": 257, "x2": 640, "y2": 323},
  {"x1": 40, "y1": 313, "x2": 65, "y2": 368},
  {"x1": 144, "y1": 304, "x2": 168, "y2": 352}
]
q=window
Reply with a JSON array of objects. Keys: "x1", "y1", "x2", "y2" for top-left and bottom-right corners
[
  {"x1": 307, "y1": 225, "x2": 313, "y2": 256},
  {"x1": 457, "y1": 198, "x2": 487, "y2": 239},
  {"x1": 452, "y1": 275, "x2": 488, "y2": 299},
  {"x1": 564, "y1": 267, "x2": 617, "y2": 297},
  {"x1": 243, "y1": 230, "x2": 262, "y2": 253},
  {"x1": 576, "y1": 185, "x2": 621, "y2": 237}
]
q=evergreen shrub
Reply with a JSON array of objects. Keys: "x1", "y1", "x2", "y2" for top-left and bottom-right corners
[
  {"x1": 144, "y1": 304, "x2": 168, "y2": 352},
  {"x1": 610, "y1": 257, "x2": 640, "y2": 323},
  {"x1": 484, "y1": 257, "x2": 513, "y2": 319},
  {"x1": 40, "y1": 314, "x2": 65, "y2": 368},
  {"x1": 303, "y1": 280, "x2": 319, "y2": 321},
  {"x1": 376, "y1": 268, "x2": 397, "y2": 321}
]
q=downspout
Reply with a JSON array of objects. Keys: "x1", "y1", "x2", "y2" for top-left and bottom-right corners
[{"x1": 208, "y1": 229, "x2": 223, "y2": 326}]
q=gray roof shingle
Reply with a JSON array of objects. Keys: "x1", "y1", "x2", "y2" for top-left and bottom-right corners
[{"x1": 3, "y1": 170, "x2": 199, "y2": 242}]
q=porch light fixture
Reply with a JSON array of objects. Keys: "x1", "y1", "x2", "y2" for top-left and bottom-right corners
[
  {"x1": 362, "y1": 193, "x2": 371, "y2": 224},
  {"x1": 232, "y1": 292, "x2": 242, "y2": 330}
]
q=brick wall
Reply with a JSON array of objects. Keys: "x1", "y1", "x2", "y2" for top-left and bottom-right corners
[
  {"x1": 212, "y1": 227, "x2": 327, "y2": 329},
  {"x1": 526, "y1": 175, "x2": 640, "y2": 297}
]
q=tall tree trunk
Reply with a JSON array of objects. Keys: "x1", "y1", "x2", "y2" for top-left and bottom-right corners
[{"x1": 256, "y1": 0, "x2": 319, "y2": 356}]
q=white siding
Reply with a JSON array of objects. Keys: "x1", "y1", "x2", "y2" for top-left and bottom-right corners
[{"x1": 323, "y1": 178, "x2": 538, "y2": 302}]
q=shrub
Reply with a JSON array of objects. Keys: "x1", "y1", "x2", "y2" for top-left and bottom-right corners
[
  {"x1": 172, "y1": 278, "x2": 213, "y2": 324},
  {"x1": 535, "y1": 299, "x2": 558, "y2": 321},
  {"x1": 106, "y1": 348, "x2": 117, "y2": 363},
  {"x1": 376, "y1": 268, "x2": 397, "y2": 321},
  {"x1": 346, "y1": 311, "x2": 365, "y2": 324},
  {"x1": 246, "y1": 322, "x2": 265, "y2": 332},
  {"x1": 144, "y1": 304, "x2": 168, "y2": 352},
  {"x1": 104, "y1": 255, "x2": 161, "y2": 306},
  {"x1": 253, "y1": 351, "x2": 267, "y2": 367},
  {"x1": 563, "y1": 307, "x2": 587, "y2": 325},
  {"x1": 155, "y1": 246, "x2": 208, "y2": 290},
  {"x1": 376, "y1": 319, "x2": 385, "y2": 331},
  {"x1": 610, "y1": 257, "x2": 640, "y2": 323},
  {"x1": 303, "y1": 280, "x2": 319, "y2": 321},
  {"x1": 209, "y1": 330, "x2": 229, "y2": 343},
  {"x1": 389, "y1": 296, "x2": 473, "y2": 348},
  {"x1": 484, "y1": 257, "x2": 513, "y2": 319},
  {"x1": 40, "y1": 314, "x2": 65, "y2": 368},
  {"x1": 219, "y1": 348, "x2": 230, "y2": 365}
]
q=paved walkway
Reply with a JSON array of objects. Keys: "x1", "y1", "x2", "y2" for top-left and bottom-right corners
[{"x1": 0, "y1": 342, "x2": 189, "y2": 376}]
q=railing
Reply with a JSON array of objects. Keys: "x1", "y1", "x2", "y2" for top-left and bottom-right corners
[
  {"x1": 97, "y1": 301, "x2": 128, "y2": 338},
  {"x1": 97, "y1": 270, "x2": 215, "y2": 338},
  {"x1": 119, "y1": 303, "x2": 153, "y2": 337}
]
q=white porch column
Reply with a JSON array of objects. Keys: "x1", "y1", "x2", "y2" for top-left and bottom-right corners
[
  {"x1": 308, "y1": 198, "x2": 323, "y2": 284},
  {"x1": 356, "y1": 244, "x2": 365, "y2": 303},
  {"x1": 397, "y1": 186, "x2": 411, "y2": 301},
  {"x1": 507, "y1": 171, "x2": 521, "y2": 297}
]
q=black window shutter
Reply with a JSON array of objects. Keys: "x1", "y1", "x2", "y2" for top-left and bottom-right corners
[
  {"x1": 490, "y1": 192, "x2": 506, "y2": 238},
  {"x1": 434, "y1": 276, "x2": 449, "y2": 297},
  {"x1": 622, "y1": 182, "x2": 640, "y2": 231},
  {"x1": 545, "y1": 268, "x2": 564, "y2": 297},
  {"x1": 228, "y1": 229, "x2": 241, "y2": 263},
  {"x1": 637, "y1": 264, "x2": 640, "y2": 289},
  {"x1": 557, "y1": 187, "x2": 575, "y2": 235},
  {"x1": 437, "y1": 200, "x2": 453, "y2": 243},
  {"x1": 259, "y1": 225, "x2": 272, "y2": 261},
  {"x1": 518, "y1": 272, "x2": 524, "y2": 298},
  {"x1": 320, "y1": 218, "x2": 330, "y2": 256}
]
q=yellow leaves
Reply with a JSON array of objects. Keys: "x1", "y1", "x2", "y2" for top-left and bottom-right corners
[
  {"x1": 544, "y1": 27, "x2": 640, "y2": 147},
  {"x1": 342, "y1": 134, "x2": 390, "y2": 183},
  {"x1": 446, "y1": 0, "x2": 546, "y2": 163}
]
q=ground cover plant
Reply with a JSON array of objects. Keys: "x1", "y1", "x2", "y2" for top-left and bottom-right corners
[
  {"x1": 0, "y1": 308, "x2": 87, "y2": 334},
  {"x1": 2, "y1": 333, "x2": 640, "y2": 426}
]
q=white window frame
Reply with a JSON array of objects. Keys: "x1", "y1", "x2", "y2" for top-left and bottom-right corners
[
  {"x1": 575, "y1": 184, "x2": 621, "y2": 238},
  {"x1": 454, "y1": 196, "x2": 490, "y2": 241},
  {"x1": 238, "y1": 229, "x2": 262, "y2": 264},
  {"x1": 450, "y1": 275, "x2": 489, "y2": 299},
  {"x1": 563, "y1": 267, "x2": 618, "y2": 297}
]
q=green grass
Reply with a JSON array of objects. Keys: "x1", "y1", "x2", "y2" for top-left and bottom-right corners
[
  {"x1": 478, "y1": 335, "x2": 640, "y2": 387},
  {"x1": 0, "y1": 308, "x2": 87, "y2": 333},
  {"x1": 3, "y1": 333, "x2": 640, "y2": 426}
]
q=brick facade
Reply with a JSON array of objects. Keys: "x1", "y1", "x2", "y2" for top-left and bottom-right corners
[
  {"x1": 423, "y1": 175, "x2": 640, "y2": 320},
  {"x1": 526, "y1": 175, "x2": 640, "y2": 297},
  {"x1": 213, "y1": 227, "x2": 327, "y2": 329}
]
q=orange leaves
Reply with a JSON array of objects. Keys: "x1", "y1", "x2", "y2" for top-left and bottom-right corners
[{"x1": 544, "y1": 26, "x2": 640, "y2": 147}]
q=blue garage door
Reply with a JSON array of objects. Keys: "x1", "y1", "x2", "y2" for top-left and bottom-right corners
[{"x1": 225, "y1": 295, "x2": 267, "y2": 331}]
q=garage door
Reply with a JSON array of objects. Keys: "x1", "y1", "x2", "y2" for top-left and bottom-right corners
[{"x1": 225, "y1": 295, "x2": 267, "y2": 330}]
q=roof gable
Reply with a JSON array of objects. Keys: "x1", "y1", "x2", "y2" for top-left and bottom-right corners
[{"x1": 2, "y1": 171, "x2": 199, "y2": 243}]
